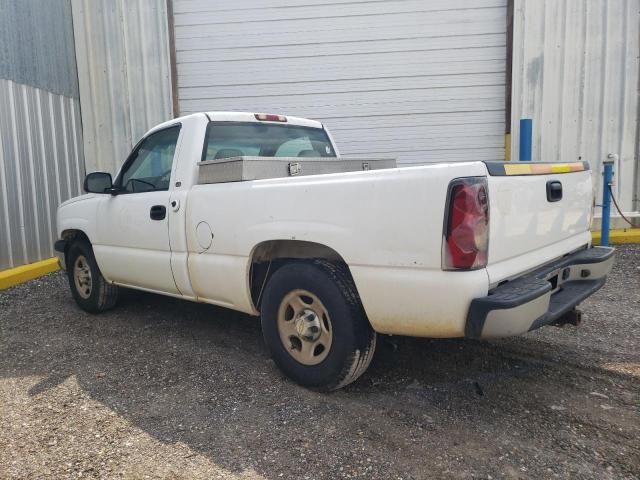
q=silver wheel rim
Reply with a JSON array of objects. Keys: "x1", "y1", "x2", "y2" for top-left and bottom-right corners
[
  {"x1": 277, "y1": 289, "x2": 333, "y2": 366},
  {"x1": 73, "y1": 255, "x2": 92, "y2": 299}
]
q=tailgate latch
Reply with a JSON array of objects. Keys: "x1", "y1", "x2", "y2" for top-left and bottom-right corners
[{"x1": 546, "y1": 180, "x2": 563, "y2": 202}]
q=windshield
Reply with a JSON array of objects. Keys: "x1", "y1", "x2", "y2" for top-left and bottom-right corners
[{"x1": 202, "y1": 122, "x2": 336, "y2": 161}]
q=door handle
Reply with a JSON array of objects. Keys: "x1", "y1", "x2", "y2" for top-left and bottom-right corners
[{"x1": 150, "y1": 205, "x2": 167, "y2": 220}]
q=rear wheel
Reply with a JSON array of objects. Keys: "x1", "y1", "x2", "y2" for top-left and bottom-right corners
[
  {"x1": 66, "y1": 240, "x2": 119, "y2": 313},
  {"x1": 261, "y1": 260, "x2": 376, "y2": 391}
]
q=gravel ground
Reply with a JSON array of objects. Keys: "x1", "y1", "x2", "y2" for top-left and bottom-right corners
[{"x1": 0, "y1": 245, "x2": 638, "y2": 479}]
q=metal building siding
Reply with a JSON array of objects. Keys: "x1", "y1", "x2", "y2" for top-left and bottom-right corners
[
  {"x1": 511, "y1": 0, "x2": 639, "y2": 212},
  {"x1": 71, "y1": 0, "x2": 173, "y2": 174},
  {"x1": 0, "y1": 79, "x2": 84, "y2": 270},
  {"x1": 172, "y1": 0, "x2": 507, "y2": 164},
  {"x1": 0, "y1": 0, "x2": 79, "y2": 98}
]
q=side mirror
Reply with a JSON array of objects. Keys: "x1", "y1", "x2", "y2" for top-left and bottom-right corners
[{"x1": 83, "y1": 172, "x2": 113, "y2": 193}]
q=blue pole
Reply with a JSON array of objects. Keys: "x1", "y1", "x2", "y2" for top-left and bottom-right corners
[
  {"x1": 519, "y1": 119, "x2": 532, "y2": 161},
  {"x1": 601, "y1": 160, "x2": 614, "y2": 246}
]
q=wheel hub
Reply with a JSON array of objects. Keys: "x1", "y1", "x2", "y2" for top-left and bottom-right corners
[
  {"x1": 73, "y1": 255, "x2": 92, "y2": 299},
  {"x1": 276, "y1": 289, "x2": 333, "y2": 366},
  {"x1": 295, "y1": 309, "x2": 322, "y2": 341}
]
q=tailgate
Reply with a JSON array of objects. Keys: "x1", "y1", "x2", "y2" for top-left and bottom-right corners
[{"x1": 484, "y1": 161, "x2": 593, "y2": 285}]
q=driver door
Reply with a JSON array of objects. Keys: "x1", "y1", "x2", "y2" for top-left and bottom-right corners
[{"x1": 93, "y1": 125, "x2": 181, "y2": 294}]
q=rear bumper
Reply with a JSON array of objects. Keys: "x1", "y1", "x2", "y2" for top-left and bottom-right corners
[{"x1": 465, "y1": 246, "x2": 615, "y2": 338}]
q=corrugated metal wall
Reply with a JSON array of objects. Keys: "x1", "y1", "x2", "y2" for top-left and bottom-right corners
[
  {"x1": 0, "y1": 0, "x2": 79, "y2": 98},
  {"x1": 71, "y1": 0, "x2": 173, "y2": 175},
  {"x1": 511, "y1": 0, "x2": 640, "y2": 212},
  {"x1": 0, "y1": 80, "x2": 84, "y2": 271},
  {"x1": 0, "y1": 0, "x2": 84, "y2": 270},
  {"x1": 172, "y1": 0, "x2": 507, "y2": 164}
]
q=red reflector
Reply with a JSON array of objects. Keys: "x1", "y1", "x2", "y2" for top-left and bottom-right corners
[
  {"x1": 442, "y1": 178, "x2": 489, "y2": 270},
  {"x1": 254, "y1": 113, "x2": 287, "y2": 122}
]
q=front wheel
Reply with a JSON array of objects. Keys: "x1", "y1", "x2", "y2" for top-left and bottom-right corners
[
  {"x1": 261, "y1": 260, "x2": 376, "y2": 391},
  {"x1": 66, "y1": 240, "x2": 119, "y2": 313}
]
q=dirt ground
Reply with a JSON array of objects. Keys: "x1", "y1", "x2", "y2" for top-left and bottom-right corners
[{"x1": 0, "y1": 245, "x2": 638, "y2": 479}]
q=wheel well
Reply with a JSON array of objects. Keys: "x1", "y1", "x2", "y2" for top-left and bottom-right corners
[
  {"x1": 249, "y1": 240, "x2": 354, "y2": 311},
  {"x1": 61, "y1": 229, "x2": 91, "y2": 252}
]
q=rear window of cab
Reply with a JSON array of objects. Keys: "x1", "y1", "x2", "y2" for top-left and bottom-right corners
[{"x1": 202, "y1": 122, "x2": 336, "y2": 161}]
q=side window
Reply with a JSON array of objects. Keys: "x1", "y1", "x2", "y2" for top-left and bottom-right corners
[{"x1": 119, "y1": 125, "x2": 181, "y2": 193}]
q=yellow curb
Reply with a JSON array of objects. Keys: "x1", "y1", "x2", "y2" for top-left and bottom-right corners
[
  {"x1": 592, "y1": 228, "x2": 640, "y2": 245},
  {"x1": 0, "y1": 257, "x2": 60, "y2": 290}
]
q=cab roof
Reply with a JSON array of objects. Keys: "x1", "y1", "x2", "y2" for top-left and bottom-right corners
[{"x1": 148, "y1": 111, "x2": 323, "y2": 136}]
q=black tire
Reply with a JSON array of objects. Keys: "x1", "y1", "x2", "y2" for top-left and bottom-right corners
[
  {"x1": 66, "y1": 240, "x2": 119, "y2": 313},
  {"x1": 261, "y1": 260, "x2": 376, "y2": 391}
]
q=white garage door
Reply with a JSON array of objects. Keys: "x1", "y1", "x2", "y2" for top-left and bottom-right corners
[{"x1": 173, "y1": 0, "x2": 507, "y2": 164}]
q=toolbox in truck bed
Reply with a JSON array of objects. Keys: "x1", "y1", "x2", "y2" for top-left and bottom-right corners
[{"x1": 197, "y1": 156, "x2": 396, "y2": 184}]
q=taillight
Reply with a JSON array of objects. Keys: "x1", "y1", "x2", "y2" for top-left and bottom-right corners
[
  {"x1": 442, "y1": 177, "x2": 489, "y2": 270},
  {"x1": 254, "y1": 113, "x2": 287, "y2": 122}
]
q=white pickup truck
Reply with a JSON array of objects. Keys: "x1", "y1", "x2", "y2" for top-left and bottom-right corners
[{"x1": 55, "y1": 112, "x2": 614, "y2": 390}]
